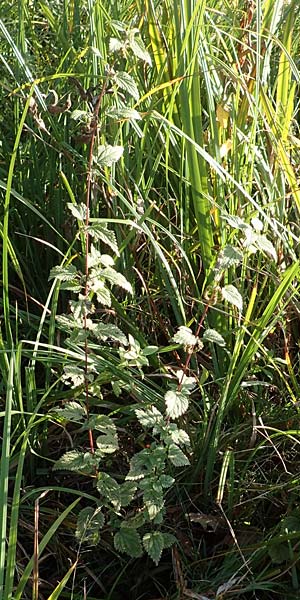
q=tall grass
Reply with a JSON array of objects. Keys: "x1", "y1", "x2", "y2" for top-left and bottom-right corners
[{"x1": 0, "y1": 0, "x2": 300, "y2": 598}]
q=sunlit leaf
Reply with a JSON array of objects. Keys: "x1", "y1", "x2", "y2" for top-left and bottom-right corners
[
  {"x1": 95, "y1": 145, "x2": 124, "y2": 167},
  {"x1": 168, "y1": 443, "x2": 190, "y2": 467},
  {"x1": 165, "y1": 390, "x2": 189, "y2": 419},
  {"x1": 51, "y1": 401, "x2": 86, "y2": 422},
  {"x1": 203, "y1": 329, "x2": 226, "y2": 347},
  {"x1": 113, "y1": 71, "x2": 139, "y2": 100},
  {"x1": 222, "y1": 285, "x2": 243, "y2": 311}
]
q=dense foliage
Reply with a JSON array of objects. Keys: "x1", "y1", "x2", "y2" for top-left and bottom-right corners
[{"x1": 1, "y1": 0, "x2": 300, "y2": 598}]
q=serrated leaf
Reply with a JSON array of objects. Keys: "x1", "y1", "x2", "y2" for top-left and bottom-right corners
[
  {"x1": 97, "y1": 472, "x2": 120, "y2": 503},
  {"x1": 170, "y1": 428, "x2": 190, "y2": 447},
  {"x1": 95, "y1": 144, "x2": 124, "y2": 167},
  {"x1": 162, "y1": 533, "x2": 177, "y2": 549},
  {"x1": 135, "y1": 406, "x2": 164, "y2": 428},
  {"x1": 125, "y1": 511, "x2": 146, "y2": 529},
  {"x1": 60, "y1": 281, "x2": 82, "y2": 292},
  {"x1": 51, "y1": 401, "x2": 86, "y2": 422},
  {"x1": 76, "y1": 507, "x2": 104, "y2": 544},
  {"x1": 109, "y1": 37, "x2": 124, "y2": 53},
  {"x1": 168, "y1": 443, "x2": 190, "y2": 467},
  {"x1": 255, "y1": 235, "x2": 277, "y2": 261},
  {"x1": 159, "y1": 475, "x2": 175, "y2": 489},
  {"x1": 126, "y1": 447, "x2": 166, "y2": 480},
  {"x1": 214, "y1": 246, "x2": 243, "y2": 274},
  {"x1": 165, "y1": 390, "x2": 189, "y2": 419},
  {"x1": 106, "y1": 107, "x2": 141, "y2": 120},
  {"x1": 85, "y1": 414, "x2": 117, "y2": 435},
  {"x1": 61, "y1": 365, "x2": 85, "y2": 388},
  {"x1": 71, "y1": 109, "x2": 89, "y2": 122},
  {"x1": 87, "y1": 222, "x2": 119, "y2": 255},
  {"x1": 119, "y1": 481, "x2": 137, "y2": 507},
  {"x1": 223, "y1": 215, "x2": 249, "y2": 230},
  {"x1": 91, "y1": 322, "x2": 127, "y2": 345},
  {"x1": 114, "y1": 528, "x2": 143, "y2": 558},
  {"x1": 101, "y1": 266, "x2": 132, "y2": 292},
  {"x1": 143, "y1": 531, "x2": 164, "y2": 565},
  {"x1": 94, "y1": 283, "x2": 111, "y2": 307},
  {"x1": 172, "y1": 326, "x2": 198, "y2": 346},
  {"x1": 96, "y1": 433, "x2": 118, "y2": 454},
  {"x1": 69, "y1": 295, "x2": 91, "y2": 319},
  {"x1": 203, "y1": 329, "x2": 226, "y2": 347},
  {"x1": 222, "y1": 285, "x2": 243, "y2": 311},
  {"x1": 175, "y1": 370, "x2": 196, "y2": 391},
  {"x1": 48, "y1": 265, "x2": 77, "y2": 282},
  {"x1": 113, "y1": 71, "x2": 139, "y2": 101},
  {"x1": 129, "y1": 37, "x2": 152, "y2": 65},
  {"x1": 67, "y1": 202, "x2": 87, "y2": 220},
  {"x1": 53, "y1": 450, "x2": 101, "y2": 473}
]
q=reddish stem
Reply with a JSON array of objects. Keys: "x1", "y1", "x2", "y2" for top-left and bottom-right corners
[{"x1": 84, "y1": 81, "x2": 107, "y2": 455}]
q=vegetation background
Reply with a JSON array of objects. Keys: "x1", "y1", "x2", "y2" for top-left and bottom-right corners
[{"x1": 1, "y1": 0, "x2": 300, "y2": 598}]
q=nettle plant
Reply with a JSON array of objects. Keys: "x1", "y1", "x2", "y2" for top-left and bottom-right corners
[
  {"x1": 48, "y1": 29, "x2": 277, "y2": 564},
  {"x1": 49, "y1": 210, "x2": 277, "y2": 564}
]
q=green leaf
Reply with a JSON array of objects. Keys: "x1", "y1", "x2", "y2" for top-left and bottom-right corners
[
  {"x1": 168, "y1": 443, "x2": 190, "y2": 467},
  {"x1": 165, "y1": 390, "x2": 189, "y2": 418},
  {"x1": 162, "y1": 533, "x2": 177, "y2": 549},
  {"x1": 214, "y1": 246, "x2": 243, "y2": 274},
  {"x1": 143, "y1": 531, "x2": 164, "y2": 565},
  {"x1": 114, "y1": 528, "x2": 143, "y2": 558},
  {"x1": 61, "y1": 365, "x2": 85, "y2": 388},
  {"x1": 53, "y1": 450, "x2": 101, "y2": 473},
  {"x1": 129, "y1": 36, "x2": 152, "y2": 65},
  {"x1": 67, "y1": 202, "x2": 87, "y2": 220},
  {"x1": 109, "y1": 37, "x2": 124, "y2": 53},
  {"x1": 82, "y1": 416, "x2": 118, "y2": 454},
  {"x1": 141, "y1": 345, "x2": 159, "y2": 356},
  {"x1": 87, "y1": 222, "x2": 119, "y2": 255},
  {"x1": 175, "y1": 370, "x2": 196, "y2": 391},
  {"x1": 125, "y1": 511, "x2": 146, "y2": 529},
  {"x1": 159, "y1": 475, "x2": 174, "y2": 488},
  {"x1": 203, "y1": 329, "x2": 226, "y2": 347},
  {"x1": 95, "y1": 432, "x2": 118, "y2": 454},
  {"x1": 119, "y1": 481, "x2": 137, "y2": 507},
  {"x1": 113, "y1": 71, "x2": 139, "y2": 101},
  {"x1": 101, "y1": 266, "x2": 132, "y2": 292},
  {"x1": 90, "y1": 322, "x2": 127, "y2": 345},
  {"x1": 223, "y1": 215, "x2": 249, "y2": 231},
  {"x1": 70, "y1": 109, "x2": 90, "y2": 122},
  {"x1": 135, "y1": 406, "x2": 164, "y2": 428},
  {"x1": 255, "y1": 235, "x2": 277, "y2": 261},
  {"x1": 172, "y1": 326, "x2": 198, "y2": 346},
  {"x1": 169, "y1": 428, "x2": 190, "y2": 447},
  {"x1": 106, "y1": 107, "x2": 141, "y2": 120},
  {"x1": 75, "y1": 507, "x2": 104, "y2": 544},
  {"x1": 95, "y1": 144, "x2": 124, "y2": 167},
  {"x1": 222, "y1": 285, "x2": 243, "y2": 311},
  {"x1": 126, "y1": 447, "x2": 166, "y2": 480},
  {"x1": 69, "y1": 295, "x2": 91, "y2": 319},
  {"x1": 97, "y1": 473, "x2": 120, "y2": 504},
  {"x1": 92, "y1": 282, "x2": 111, "y2": 307},
  {"x1": 48, "y1": 264, "x2": 77, "y2": 282},
  {"x1": 51, "y1": 401, "x2": 86, "y2": 422}
]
